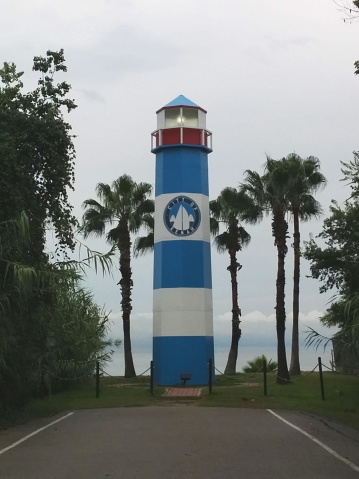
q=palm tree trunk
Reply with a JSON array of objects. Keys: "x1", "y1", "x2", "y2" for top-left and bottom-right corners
[
  {"x1": 290, "y1": 211, "x2": 301, "y2": 375},
  {"x1": 273, "y1": 213, "x2": 290, "y2": 384},
  {"x1": 224, "y1": 250, "x2": 241, "y2": 375},
  {"x1": 118, "y1": 227, "x2": 136, "y2": 378},
  {"x1": 123, "y1": 310, "x2": 136, "y2": 378}
]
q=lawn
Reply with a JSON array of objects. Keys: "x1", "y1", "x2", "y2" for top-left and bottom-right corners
[{"x1": 18, "y1": 371, "x2": 359, "y2": 431}]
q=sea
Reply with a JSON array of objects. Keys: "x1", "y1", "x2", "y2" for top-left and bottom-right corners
[{"x1": 103, "y1": 344, "x2": 334, "y2": 377}]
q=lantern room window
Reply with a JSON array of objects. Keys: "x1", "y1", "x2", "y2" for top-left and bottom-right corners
[
  {"x1": 164, "y1": 108, "x2": 199, "y2": 128},
  {"x1": 164, "y1": 108, "x2": 180, "y2": 127},
  {"x1": 182, "y1": 108, "x2": 198, "y2": 127}
]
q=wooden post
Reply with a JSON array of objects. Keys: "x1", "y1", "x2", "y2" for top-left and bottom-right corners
[
  {"x1": 263, "y1": 358, "x2": 267, "y2": 396},
  {"x1": 318, "y1": 357, "x2": 325, "y2": 401},
  {"x1": 208, "y1": 358, "x2": 213, "y2": 394},
  {"x1": 150, "y1": 360, "x2": 154, "y2": 395}
]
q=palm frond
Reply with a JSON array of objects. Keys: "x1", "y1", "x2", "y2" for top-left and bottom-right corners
[
  {"x1": 238, "y1": 226, "x2": 251, "y2": 247},
  {"x1": 133, "y1": 213, "x2": 154, "y2": 257},
  {"x1": 81, "y1": 204, "x2": 113, "y2": 239},
  {"x1": 239, "y1": 171, "x2": 266, "y2": 223},
  {"x1": 12, "y1": 263, "x2": 38, "y2": 294},
  {"x1": 132, "y1": 182, "x2": 153, "y2": 207},
  {"x1": 141, "y1": 213, "x2": 154, "y2": 232},
  {"x1": 129, "y1": 198, "x2": 154, "y2": 233},
  {"x1": 304, "y1": 326, "x2": 332, "y2": 351},
  {"x1": 78, "y1": 243, "x2": 115, "y2": 277},
  {"x1": 210, "y1": 217, "x2": 220, "y2": 236},
  {"x1": 96, "y1": 182, "x2": 115, "y2": 209},
  {"x1": 133, "y1": 233, "x2": 154, "y2": 257},
  {"x1": 82, "y1": 198, "x2": 103, "y2": 211},
  {"x1": 298, "y1": 195, "x2": 323, "y2": 221},
  {"x1": 106, "y1": 225, "x2": 123, "y2": 245},
  {"x1": 213, "y1": 232, "x2": 230, "y2": 253}
]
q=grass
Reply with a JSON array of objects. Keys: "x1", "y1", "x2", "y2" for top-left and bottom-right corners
[
  {"x1": 21, "y1": 376, "x2": 164, "y2": 420},
  {"x1": 17, "y1": 371, "x2": 359, "y2": 431},
  {"x1": 202, "y1": 371, "x2": 359, "y2": 430}
]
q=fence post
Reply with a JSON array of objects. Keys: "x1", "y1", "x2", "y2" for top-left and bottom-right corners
[
  {"x1": 208, "y1": 358, "x2": 213, "y2": 394},
  {"x1": 96, "y1": 361, "x2": 100, "y2": 399},
  {"x1": 263, "y1": 358, "x2": 267, "y2": 396},
  {"x1": 318, "y1": 356, "x2": 325, "y2": 401},
  {"x1": 150, "y1": 360, "x2": 154, "y2": 395}
]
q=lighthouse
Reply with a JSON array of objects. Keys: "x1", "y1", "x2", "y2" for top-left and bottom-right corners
[{"x1": 151, "y1": 95, "x2": 214, "y2": 385}]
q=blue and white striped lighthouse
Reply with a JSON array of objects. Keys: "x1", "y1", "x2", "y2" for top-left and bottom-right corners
[{"x1": 151, "y1": 95, "x2": 214, "y2": 385}]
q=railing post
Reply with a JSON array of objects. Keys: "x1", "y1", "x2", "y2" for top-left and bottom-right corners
[
  {"x1": 208, "y1": 358, "x2": 213, "y2": 394},
  {"x1": 263, "y1": 358, "x2": 267, "y2": 396},
  {"x1": 96, "y1": 361, "x2": 100, "y2": 398},
  {"x1": 150, "y1": 360, "x2": 154, "y2": 395},
  {"x1": 318, "y1": 357, "x2": 325, "y2": 401}
]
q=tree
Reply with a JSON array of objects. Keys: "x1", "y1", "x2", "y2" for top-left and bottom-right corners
[
  {"x1": 0, "y1": 52, "x2": 114, "y2": 417},
  {"x1": 240, "y1": 157, "x2": 292, "y2": 384},
  {"x1": 0, "y1": 50, "x2": 77, "y2": 261},
  {"x1": 82, "y1": 175, "x2": 154, "y2": 378},
  {"x1": 332, "y1": 1, "x2": 359, "y2": 74},
  {"x1": 210, "y1": 188, "x2": 251, "y2": 375},
  {"x1": 0, "y1": 213, "x2": 113, "y2": 412},
  {"x1": 39, "y1": 279, "x2": 112, "y2": 394},
  {"x1": 333, "y1": 0, "x2": 359, "y2": 21},
  {"x1": 285, "y1": 154, "x2": 326, "y2": 375},
  {"x1": 304, "y1": 152, "x2": 359, "y2": 359},
  {"x1": 304, "y1": 154, "x2": 359, "y2": 296},
  {"x1": 0, "y1": 50, "x2": 81, "y2": 413}
]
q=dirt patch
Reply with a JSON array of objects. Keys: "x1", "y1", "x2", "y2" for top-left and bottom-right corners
[{"x1": 164, "y1": 387, "x2": 202, "y2": 398}]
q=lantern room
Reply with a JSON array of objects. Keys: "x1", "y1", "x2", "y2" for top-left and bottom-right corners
[{"x1": 151, "y1": 95, "x2": 212, "y2": 151}]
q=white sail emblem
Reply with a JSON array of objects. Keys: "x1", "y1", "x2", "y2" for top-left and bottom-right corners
[
  {"x1": 170, "y1": 205, "x2": 194, "y2": 230},
  {"x1": 164, "y1": 196, "x2": 201, "y2": 236}
]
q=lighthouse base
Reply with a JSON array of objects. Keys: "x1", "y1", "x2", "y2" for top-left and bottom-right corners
[{"x1": 153, "y1": 336, "x2": 214, "y2": 386}]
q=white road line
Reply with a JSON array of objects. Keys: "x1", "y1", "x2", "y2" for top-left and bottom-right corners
[
  {"x1": 0, "y1": 412, "x2": 74, "y2": 456},
  {"x1": 267, "y1": 409, "x2": 359, "y2": 474}
]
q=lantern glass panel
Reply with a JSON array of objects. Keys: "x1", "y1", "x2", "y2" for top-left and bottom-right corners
[
  {"x1": 165, "y1": 108, "x2": 181, "y2": 127},
  {"x1": 182, "y1": 108, "x2": 198, "y2": 127}
]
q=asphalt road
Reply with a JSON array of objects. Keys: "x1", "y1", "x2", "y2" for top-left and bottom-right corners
[{"x1": 0, "y1": 406, "x2": 358, "y2": 478}]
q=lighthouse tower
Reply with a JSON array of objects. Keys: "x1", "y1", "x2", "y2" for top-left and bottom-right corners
[{"x1": 151, "y1": 95, "x2": 214, "y2": 385}]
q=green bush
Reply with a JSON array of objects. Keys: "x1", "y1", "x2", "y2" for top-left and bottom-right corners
[{"x1": 242, "y1": 354, "x2": 278, "y2": 373}]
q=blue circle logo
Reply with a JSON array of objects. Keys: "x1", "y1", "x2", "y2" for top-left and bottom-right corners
[{"x1": 164, "y1": 196, "x2": 201, "y2": 236}]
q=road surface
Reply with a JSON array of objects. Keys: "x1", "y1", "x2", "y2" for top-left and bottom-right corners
[{"x1": 0, "y1": 406, "x2": 358, "y2": 478}]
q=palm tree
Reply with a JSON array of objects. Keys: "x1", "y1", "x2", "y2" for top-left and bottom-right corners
[
  {"x1": 82, "y1": 175, "x2": 154, "y2": 378},
  {"x1": 210, "y1": 187, "x2": 251, "y2": 375},
  {"x1": 285, "y1": 154, "x2": 326, "y2": 375},
  {"x1": 240, "y1": 157, "x2": 292, "y2": 384}
]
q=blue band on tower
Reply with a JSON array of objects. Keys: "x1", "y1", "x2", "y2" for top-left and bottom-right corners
[
  {"x1": 153, "y1": 335, "x2": 214, "y2": 385},
  {"x1": 154, "y1": 240, "x2": 212, "y2": 289},
  {"x1": 155, "y1": 147, "x2": 209, "y2": 196}
]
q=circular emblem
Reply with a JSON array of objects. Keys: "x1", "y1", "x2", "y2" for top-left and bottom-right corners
[{"x1": 164, "y1": 196, "x2": 201, "y2": 236}]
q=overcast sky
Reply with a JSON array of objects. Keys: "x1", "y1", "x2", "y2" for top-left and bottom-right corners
[{"x1": 2, "y1": 0, "x2": 358, "y2": 369}]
